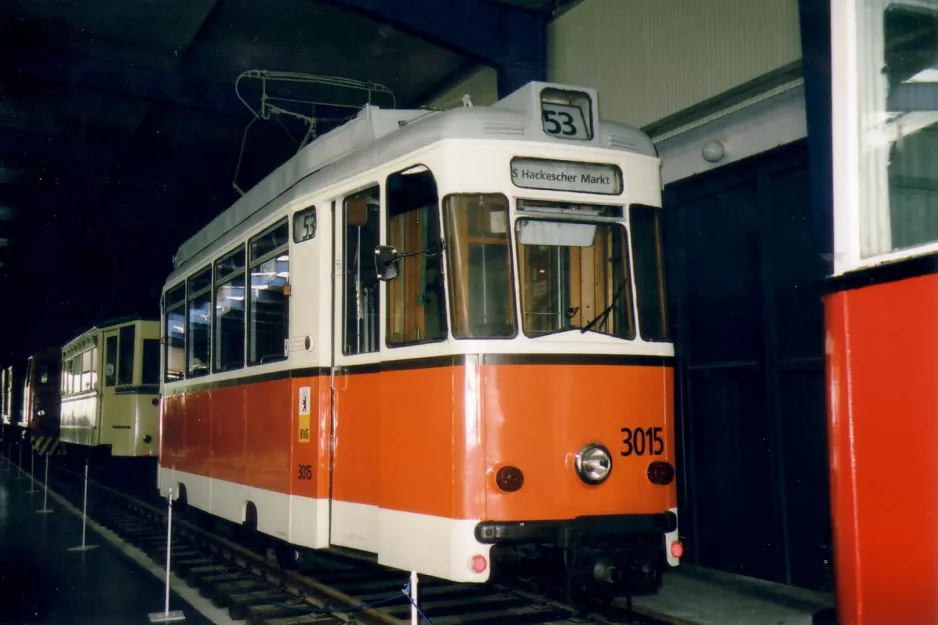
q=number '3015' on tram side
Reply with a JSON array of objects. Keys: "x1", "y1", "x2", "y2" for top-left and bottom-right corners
[{"x1": 158, "y1": 81, "x2": 680, "y2": 600}]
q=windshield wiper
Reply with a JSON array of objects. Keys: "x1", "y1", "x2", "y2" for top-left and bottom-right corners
[{"x1": 581, "y1": 279, "x2": 629, "y2": 334}]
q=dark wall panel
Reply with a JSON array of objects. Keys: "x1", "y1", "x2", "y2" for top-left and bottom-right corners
[{"x1": 664, "y1": 140, "x2": 831, "y2": 591}]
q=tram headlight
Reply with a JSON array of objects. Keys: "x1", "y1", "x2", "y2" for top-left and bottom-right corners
[
  {"x1": 36, "y1": 409, "x2": 45, "y2": 417},
  {"x1": 574, "y1": 443, "x2": 612, "y2": 485}
]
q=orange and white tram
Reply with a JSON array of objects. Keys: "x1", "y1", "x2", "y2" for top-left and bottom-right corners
[
  {"x1": 158, "y1": 81, "x2": 680, "y2": 597},
  {"x1": 823, "y1": 1, "x2": 938, "y2": 623}
]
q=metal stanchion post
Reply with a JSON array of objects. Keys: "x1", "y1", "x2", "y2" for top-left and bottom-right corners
[
  {"x1": 148, "y1": 487, "x2": 184, "y2": 623},
  {"x1": 68, "y1": 461, "x2": 97, "y2": 552},
  {"x1": 26, "y1": 449, "x2": 37, "y2": 493},
  {"x1": 37, "y1": 454, "x2": 52, "y2": 514},
  {"x1": 410, "y1": 571, "x2": 419, "y2": 625}
]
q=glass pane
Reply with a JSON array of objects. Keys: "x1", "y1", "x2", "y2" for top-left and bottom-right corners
[
  {"x1": 118, "y1": 325, "x2": 135, "y2": 385},
  {"x1": 81, "y1": 350, "x2": 92, "y2": 392},
  {"x1": 165, "y1": 307, "x2": 185, "y2": 382},
  {"x1": 216, "y1": 246, "x2": 246, "y2": 281},
  {"x1": 72, "y1": 358, "x2": 80, "y2": 394},
  {"x1": 90, "y1": 347, "x2": 97, "y2": 390},
  {"x1": 443, "y1": 194, "x2": 516, "y2": 339},
  {"x1": 215, "y1": 276, "x2": 245, "y2": 371},
  {"x1": 249, "y1": 253, "x2": 289, "y2": 364},
  {"x1": 142, "y1": 339, "x2": 160, "y2": 385},
  {"x1": 187, "y1": 286, "x2": 211, "y2": 377},
  {"x1": 859, "y1": 4, "x2": 938, "y2": 255},
  {"x1": 630, "y1": 204, "x2": 670, "y2": 342},
  {"x1": 251, "y1": 219, "x2": 289, "y2": 262},
  {"x1": 62, "y1": 359, "x2": 71, "y2": 394},
  {"x1": 105, "y1": 336, "x2": 117, "y2": 387},
  {"x1": 166, "y1": 282, "x2": 186, "y2": 308},
  {"x1": 386, "y1": 167, "x2": 446, "y2": 346},
  {"x1": 189, "y1": 266, "x2": 211, "y2": 294},
  {"x1": 343, "y1": 187, "x2": 381, "y2": 355},
  {"x1": 516, "y1": 218, "x2": 635, "y2": 339}
]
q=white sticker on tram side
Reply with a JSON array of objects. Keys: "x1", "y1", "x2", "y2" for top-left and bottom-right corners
[{"x1": 298, "y1": 386, "x2": 311, "y2": 444}]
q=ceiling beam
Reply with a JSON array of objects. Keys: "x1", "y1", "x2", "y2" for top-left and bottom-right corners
[
  {"x1": 318, "y1": 0, "x2": 546, "y2": 97},
  {"x1": 1, "y1": 46, "x2": 364, "y2": 122}
]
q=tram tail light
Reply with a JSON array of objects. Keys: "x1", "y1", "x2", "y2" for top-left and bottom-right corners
[
  {"x1": 495, "y1": 466, "x2": 524, "y2": 492},
  {"x1": 670, "y1": 540, "x2": 684, "y2": 559},
  {"x1": 647, "y1": 461, "x2": 675, "y2": 486},
  {"x1": 470, "y1": 554, "x2": 488, "y2": 574}
]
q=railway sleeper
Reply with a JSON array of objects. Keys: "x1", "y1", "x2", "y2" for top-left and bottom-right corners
[
  {"x1": 427, "y1": 603, "x2": 567, "y2": 625},
  {"x1": 187, "y1": 564, "x2": 242, "y2": 585},
  {"x1": 174, "y1": 557, "x2": 222, "y2": 577},
  {"x1": 210, "y1": 579, "x2": 272, "y2": 607},
  {"x1": 386, "y1": 593, "x2": 523, "y2": 619},
  {"x1": 244, "y1": 601, "x2": 313, "y2": 625},
  {"x1": 153, "y1": 549, "x2": 203, "y2": 566},
  {"x1": 198, "y1": 572, "x2": 260, "y2": 597},
  {"x1": 229, "y1": 591, "x2": 296, "y2": 620}
]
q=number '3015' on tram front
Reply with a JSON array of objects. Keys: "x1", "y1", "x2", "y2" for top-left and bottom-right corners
[{"x1": 158, "y1": 81, "x2": 680, "y2": 600}]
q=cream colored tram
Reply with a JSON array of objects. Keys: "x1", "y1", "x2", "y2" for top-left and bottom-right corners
[
  {"x1": 60, "y1": 316, "x2": 161, "y2": 457},
  {"x1": 160, "y1": 82, "x2": 678, "y2": 596}
]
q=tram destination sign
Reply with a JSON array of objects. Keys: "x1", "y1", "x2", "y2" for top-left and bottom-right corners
[{"x1": 510, "y1": 158, "x2": 622, "y2": 195}]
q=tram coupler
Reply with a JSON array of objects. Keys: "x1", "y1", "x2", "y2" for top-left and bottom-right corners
[{"x1": 562, "y1": 531, "x2": 664, "y2": 608}]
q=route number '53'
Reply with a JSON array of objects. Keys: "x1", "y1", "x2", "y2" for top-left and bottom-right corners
[{"x1": 620, "y1": 427, "x2": 665, "y2": 457}]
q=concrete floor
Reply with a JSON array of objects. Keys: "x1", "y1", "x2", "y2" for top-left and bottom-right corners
[
  {"x1": 0, "y1": 455, "x2": 213, "y2": 625},
  {"x1": 628, "y1": 564, "x2": 835, "y2": 625}
]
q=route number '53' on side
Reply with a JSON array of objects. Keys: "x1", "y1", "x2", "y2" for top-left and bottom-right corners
[{"x1": 621, "y1": 427, "x2": 665, "y2": 457}]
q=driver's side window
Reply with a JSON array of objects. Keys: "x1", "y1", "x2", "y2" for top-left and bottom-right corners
[{"x1": 385, "y1": 165, "x2": 447, "y2": 347}]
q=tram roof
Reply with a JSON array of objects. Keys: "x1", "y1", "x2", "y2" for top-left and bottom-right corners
[
  {"x1": 171, "y1": 81, "x2": 656, "y2": 274},
  {"x1": 61, "y1": 315, "x2": 159, "y2": 354}
]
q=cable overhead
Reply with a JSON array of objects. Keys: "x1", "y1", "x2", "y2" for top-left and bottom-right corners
[{"x1": 231, "y1": 70, "x2": 396, "y2": 196}]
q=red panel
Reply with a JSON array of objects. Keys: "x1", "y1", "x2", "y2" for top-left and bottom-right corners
[
  {"x1": 483, "y1": 364, "x2": 676, "y2": 521},
  {"x1": 244, "y1": 380, "x2": 291, "y2": 493},
  {"x1": 331, "y1": 372, "x2": 381, "y2": 506},
  {"x1": 825, "y1": 275, "x2": 938, "y2": 625},
  {"x1": 210, "y1": 385, "x2": 245, "y2": 486},
  {"x1": 378, "y1": 365, "x2": 477, "y2": 518}
]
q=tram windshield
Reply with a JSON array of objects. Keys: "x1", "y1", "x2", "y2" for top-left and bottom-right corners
[
  {"x1": 443, "y1": 194, "x2": 517, "y2": 339},
  {"x1": 441, "y1": 196, "x2": 670, "y2": 342},
  {"x1": 515, "y1": 201, "x2": 636, "y2": 339}
]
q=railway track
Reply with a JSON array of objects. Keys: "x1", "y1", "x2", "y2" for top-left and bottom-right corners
[{"x1": 4, "y1": 447, "x2": 685, "y2": 625}]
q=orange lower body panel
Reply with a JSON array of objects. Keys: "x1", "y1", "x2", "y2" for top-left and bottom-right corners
[
  {"x1": 825, "y1": 275, "x2": 938, "y2": 625},
  {"x1": 161, "y1": 358, "x2": 675, "y2": 525}
]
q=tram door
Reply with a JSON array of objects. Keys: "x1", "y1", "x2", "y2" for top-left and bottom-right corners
[
  {"x1": 100, "y1": 329, "x2": 120, "y2": 442},
  {"x1": 329, "y1": 186, "x2": 382, "y2": 552}
]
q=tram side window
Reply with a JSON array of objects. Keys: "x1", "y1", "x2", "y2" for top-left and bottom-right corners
[
  {"x1": 630, "y1": 204, "x2": 670, "y2": 342},
  {"x1": 90, "y1": 346, "x2": 98, "y2": 390},
  {"x1": 249, "y1": 219, "x2": 289, "y2": 365},
  {"x1": 62, "y1": 359, "x2": 71, "y2": 395},
  {"x1": 214, "y1": 246, "x2": 246, "y2": 372},
  {"x1": 71, "y1": 358, "x2": 81, "y2": 394},
  {"x1": 142, "y1": 339, "x2": 160, "y2": 385},
  {"x1": 443, "y1": 194, "x2": 517, "y2": 339},
  {"x1": 187, "y1": 267, "x2": 211, "y2": 377},
  {"x1": 343, "y1": 187, "x2": 381, "y2": 355},
  {"x1": 386, "y1": 166, "x2": 446, "y2": 346},
  {"x1": 859, "y1": 4, "x2": 938, "y2": 255},
  {"x1": 118, "y1": 325, "x2": 135, "y2": 386},
  {"x1": 81, "y1": 350, "x2": 92, "y2": 392},
  {"x1": 165, "y1": 284, "x2": 186, "y2": 382},
  {"x1": 105, "y1": 336, "x2": 117, "y2": 387}
]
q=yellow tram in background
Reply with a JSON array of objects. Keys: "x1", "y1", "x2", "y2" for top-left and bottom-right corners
[{"x1": 60, "y1": 316, "x2": 161, "y2": 457}]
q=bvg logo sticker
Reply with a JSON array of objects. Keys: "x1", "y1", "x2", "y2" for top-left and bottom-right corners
[{"x1": 298, "y1": 386, "x2": 311, "y2": 443}]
